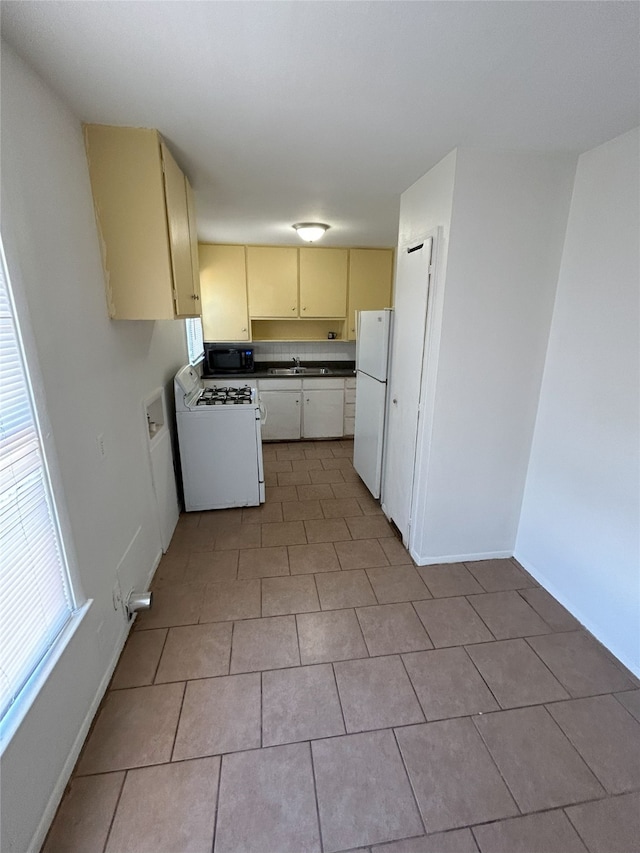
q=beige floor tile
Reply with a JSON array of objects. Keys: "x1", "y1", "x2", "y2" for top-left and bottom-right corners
[
  {"x1": 335, "y1": 538, "x2": 389, "y2": 570},
  {"x1": 413, "y1": 597, "x2": 494, "y2": 647},
  {"x1": 151, "y1": 555, "x2": 188, "y2": 588},
  {"x1": 417, "y1": 563, "x2": 484, "y2": 598},
  {"x1": 282, "y1": 499, "x2": 324, "y2": 521},
  {"x1": 297, "y1": 609, "x2": 369, "y2": 664},
  {"x1": 465, "y1": 558, "x2": 535, "y2": 592},
  {"x1": 135, "y1": 583, "x2": 205, "y2": 630},
  {"x1": 267, "y1": 485, "x2": 299, "y2": 502},
  {"x1": 321, "y1": 497, "x2": 363, "y2": 518},
  {"x1": 42, "y1": 773, "x2": 124, "y2": 853},
  {"x1": 105, "y1": 757, "x2": 220, "y2": 853},
  {"x1": 214, "y1": 522, "x2": 261, "y2": 550},
  {"x1": 375, "y1": 830, "x2": 478, "y2": 853},
  {"x1": 396, "y1": 719, "x2": 518, "y2": 833},
  {"x1": 356, "y1": 603, "x2": 432, "y2": 656},
  {"x1": 276, "y1": 448, "x2": 307, "y2": 461},
  {"x1": 357, "y1": 495, "x2": 384, "y2": 516},
  {"x1": 76, "y1": 683, "x2": 184, "y2": 774},
  {"x1": 262, "y1": 664, "x2": 345, "y2": 746},
  {"x1": 565, "y1": 792, "x2": 640, "y2": 853},
  {"x1": 379, "y1": 537, "x2": 414, "y2": 565},
  {"x1": 527, "y1": 631, "x2": 636, "y2": 697},
  {"x1": 278, "y1": 470, "x2": 312, "y2": 486},
  {"x1": 472, "y1": 810, "x2": 588, "y2": 853},
  {"x1": 331, "y1": 482, "x2": 370, "y2": 499},
  {"x1": 237, "y1": 545, "x2": 290, "y2": 578},
  {"x1": 467, "y1": 591, "x2": 551, "y2": 639},
  {"x1": 297, "y1": 483, "x2": 336, "y2": 500},
  {"x1": 547, "y1": 694, "x2": 640, "y2": 793},
  {"x1": 261, "y1": 520, "x2": 307, "y2": 546},
  {"x1": 517, "y1": 587, "x2": 581, "y2": 631},
  {"x1": 291, "y1": 457, "x2": 325, "y2": 471},
  {"x1": 262, "y1": 574, "x2": 320, "y2": 616},
  {"x1": 341, "y1": 468, "x2": 363, "y2": 483},
  {"x1": 155, "y1": 622, "x2": 232, "y2": 682},
  {"x1": 346, "y1": 516, "x2": 395, "y2": 539},
  {"x1": 316, "y1": 569, "x2": 377, "y2": 609},
  {"x1": 466, "y1": 638, "x2": 569, "y2": 708},
  {"x1": 305, "y1": 517, "x2": 352, "y2": 543},
  {"x1": 334, "y1": 655, "x2": 424, "y2": 732},
  {"x1": 329, "y1": 443, "x2": 354, "y2": 458},
  {"x1": 182, "y1": 525, "x2": 217, "y2": 553},
  {"x1": 312, "y1": 730, "x2": 423, "y2": 851},
  {"x1": 366, "y1": 565, "x2": 431, "y2": 604},
  {"x1": 199, "y1": 508, "x2": 244, "y2": 532},
  {"x1": 110, "y1": 629, "x2": 167, "y2": 689},
  {"x1": 309, "y1": 468, "x2": 345, "y2": 484},
  {"x1": 241, "y1": 502, "x2": 283, "y2": 524},
  {"x1": 215, "y1": 743, "x2": 321, "y2": 853},
  {"x1": 615, "y1": 688, "x2": 640, "y2": 722},
  {"x1": 184, "y1": 549, "x2": 238, "y2": 584},
  {"x1": 474, "y1": 706, "x2": 604, "y2": 811},
  {"x1": 264, "y1": 458, "x2": 293, "y2": 474},
  {"x1": 304, "y1": 445, "x2": 335, "y2": 459},
  {"x1": 321, "y1": 456, "x2": 355, "y2": 471},
  {"x1": 288, "y1": 542, "x2": 341, "y2": 574},
  {"x1": 402, "y1": 647, "x2": 499, "y2": 721},
  {"x1": 173, "y1": 673, "x2": 261, "y2": 759},
  {"x1": 200, "y1": 579, "x2": 261, "y2": 622},
  {"x1": 230, "y1": 615, "x2": 300, "y2": 673}
]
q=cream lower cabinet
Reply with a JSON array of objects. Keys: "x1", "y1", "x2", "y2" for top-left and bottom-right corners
[
  {"x1": 259, "y1": 380, "x2": 303, "y2": 441},
  {"x1": 258, "y1": 378, "x2": 345, "y2": 440}
]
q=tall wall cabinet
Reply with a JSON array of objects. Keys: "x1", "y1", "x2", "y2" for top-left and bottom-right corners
[{"x1": 84, "y1": 124, "x2": 201, "y2": 320}]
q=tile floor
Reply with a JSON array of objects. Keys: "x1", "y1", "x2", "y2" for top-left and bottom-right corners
[{"x1": 43, "y1": 440, "x2": 640, "y2": 853}]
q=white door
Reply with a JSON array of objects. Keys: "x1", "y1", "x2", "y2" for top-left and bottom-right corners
[
  {"x1": 303, "y1": 389, "x2": 344, "y2": 438},
  {"x1": 353, "y1": 371, "x2": 387, "y2": 498},
  {"x1": 356, "y1": 309, "x2": 392, "y2": 381},
  {"x1": 382, "y1": 237, "x2": 433, "y2": 542},
  {"x1": 259, "y1": 391, "x2": 302, "y2": 440}
]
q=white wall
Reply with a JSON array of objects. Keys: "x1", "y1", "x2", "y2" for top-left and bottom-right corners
[
  {"x1": 0, "y1": 43, "x2": 188, "y2": 852},
  {"x1": 516, "y1": 129, "x2": 640, "y2": 676},
  {"x1": 410, "y1": 148, "x2": 576, "y2": 562}
]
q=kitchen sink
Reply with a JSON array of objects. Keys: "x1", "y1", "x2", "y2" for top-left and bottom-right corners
[{"x1": 267, "y1": 367, "x2": 332, "y2": 376}]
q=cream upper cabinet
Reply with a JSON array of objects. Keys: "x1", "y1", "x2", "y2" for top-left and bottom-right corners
[
  {"x1": 299, "y1": 248, "x2": 348, "y2": 318},
  {"x1": 247, "y1": 247, "x2": 298, "y2": 318},
  {"x1": 185, "y1": 178, "x2": 202, "y2": 311},
  {"x1": 347, "y1": 249, "x2": 394, "y2": 340},
  {"x1": 199, "y1": 244, "x2": 249, "y2": 342},
  {"x1": 83, "y1": 124, "x2": 200, "y2": 320}
]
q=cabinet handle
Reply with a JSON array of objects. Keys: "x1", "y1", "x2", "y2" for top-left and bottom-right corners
[
  {"x1": 302, "y1": 307, "x2": 306, "y2": 311},
  {"x1": 292, "y1": 306, "x2": 296, "y2": 312},
  {"x1": 191, "y1": 293, "x2": 200, "y2": 300}
]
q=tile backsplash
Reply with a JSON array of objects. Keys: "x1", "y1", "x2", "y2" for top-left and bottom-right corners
[{"x1": 253, "y1": 341, "x2": 356, "y2": 362}]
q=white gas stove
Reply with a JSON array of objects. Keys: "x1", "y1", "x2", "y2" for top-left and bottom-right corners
[{"x1": 174, "y1": 365, "x2": 265, "y2": 510}]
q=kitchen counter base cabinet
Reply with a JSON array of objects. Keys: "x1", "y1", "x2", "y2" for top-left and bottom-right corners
[
  {"x1": 84, "y1": 124, "x2": 201, "y2": 320},
  {"x1": 259, "y1": 378, "x2": 345, "y2": 441}
]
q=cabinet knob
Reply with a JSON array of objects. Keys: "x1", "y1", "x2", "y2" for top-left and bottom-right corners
[
  {"x1": 302, "y1": 307, "x2": 306, "y2": 311},
  {"x1": 241, "y1": 328, "x2": 247, "y2": 332},
  {"x1": 292, "y1": 306, "x2": 296, "y2": 312},
  {"x1": 191, "y1": 293, "x2": 200, "y2": 300}
]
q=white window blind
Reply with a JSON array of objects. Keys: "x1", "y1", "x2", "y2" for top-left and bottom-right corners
[
  {"x1": 185, "y1": 317, "x2": 204, "y2": 365},
  {"x1": 0, "y1": 243, "x2": 75, "y2": 725}
]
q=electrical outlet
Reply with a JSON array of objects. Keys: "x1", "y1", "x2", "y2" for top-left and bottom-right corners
[{"x1": 97, "y1": 433, "x2": 106, "y2": 459}]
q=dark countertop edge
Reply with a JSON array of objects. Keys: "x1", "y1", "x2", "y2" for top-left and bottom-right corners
[{"x1": 203, "y1": 361, "x2": 356, "y2": 380}]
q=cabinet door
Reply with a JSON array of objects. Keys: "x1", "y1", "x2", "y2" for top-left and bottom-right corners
[
  {"x1": 162, "y1": 142, "x2": 198, "y2": 317},
  {"x1": 259, "y1": 391, "x2": 302, "y2": 440},
  {"x1": 347, "y1": 249, "x2": 394, "y2": 340},
  {"x1": 185, "y1": 178, "x2": 202, "y2": 312},
  {"x1": 200, "y1": 244, "x2": 249, "y2": 341},
  {"x1": 303, "y1": 389, "x2": 344, "y2": 438},
  {"x1": 299, "y1": 248, "x2": 348, "y2": 318},
  {"x1": 247, "y1": 247, "x2": 298, "y2": 318}
]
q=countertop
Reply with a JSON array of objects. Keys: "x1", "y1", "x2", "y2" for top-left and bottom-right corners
[{"x1": 203, "y1": 360, "x2": 356, "y2": 380}]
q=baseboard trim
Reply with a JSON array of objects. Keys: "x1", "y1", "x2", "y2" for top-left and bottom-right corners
[{"x1": 410, "y1": 548, "x2": 513, "y2": 566}]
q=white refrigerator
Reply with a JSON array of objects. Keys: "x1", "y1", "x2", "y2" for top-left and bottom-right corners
[{"x1": 353, "y1": 309, "x2": 393, "y2": 498}]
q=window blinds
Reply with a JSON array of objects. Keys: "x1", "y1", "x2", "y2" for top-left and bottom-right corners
[
  {"x1": 0, "y1": 247, "x2": 74, "y2": 724},
  {"x1": 185, "y1": 317, "x2": 204, "y2": 366}
]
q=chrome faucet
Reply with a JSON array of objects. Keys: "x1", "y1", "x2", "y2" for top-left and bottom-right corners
[{"x1": 292, "y1": 356, "x2": 301, "y2": 368}]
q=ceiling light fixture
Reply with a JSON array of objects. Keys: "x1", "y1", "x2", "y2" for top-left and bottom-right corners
[{"x1": 292, "y1": 222, "x2": 330, "y2": 242}]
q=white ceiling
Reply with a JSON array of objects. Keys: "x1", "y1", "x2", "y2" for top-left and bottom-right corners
[{"x1": 2, "y1": 1, "x2": 638, "y2": 247}]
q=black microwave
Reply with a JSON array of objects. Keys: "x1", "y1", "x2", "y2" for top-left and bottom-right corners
[{"x1": 203, "y1": 344, "x2": 255, "y2": 375}]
